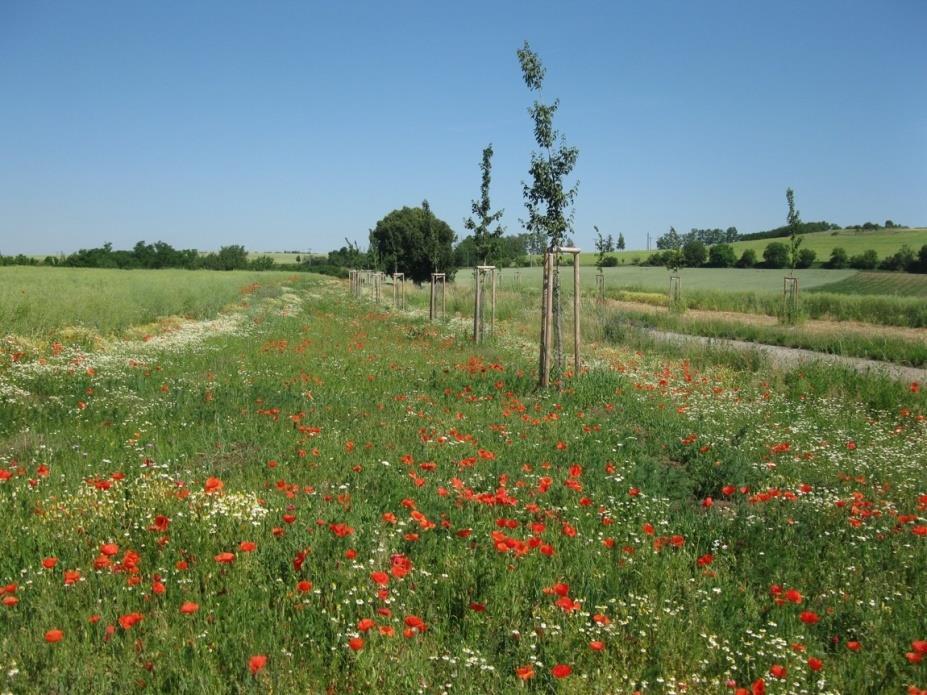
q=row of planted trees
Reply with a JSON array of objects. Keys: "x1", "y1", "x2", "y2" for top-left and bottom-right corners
[{"x1": 358, "y1": 42, "x2": 815, "y2": 387}]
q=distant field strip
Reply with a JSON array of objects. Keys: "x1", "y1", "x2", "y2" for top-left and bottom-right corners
[{"x1": 810, "y1": 271, "x2": 927, "y2": 297}]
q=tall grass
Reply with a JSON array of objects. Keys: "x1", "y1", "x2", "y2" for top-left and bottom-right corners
[{"x1": 0, "y1": 267, "x2": 305, "y2": 339}]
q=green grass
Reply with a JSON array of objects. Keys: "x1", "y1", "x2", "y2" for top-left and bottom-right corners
[
  {"x1": 608, "y1": 306, "x2": 927, "y2": 367},
  {"x1": 0, "y1": 266, "x2": 302, "y2": 341},
  {"x1": 810, "y1": 271, "x2": 927, "y2": 297},
  {"x1": 0, "y1": 273, "x2": 925, "y2": 692}
]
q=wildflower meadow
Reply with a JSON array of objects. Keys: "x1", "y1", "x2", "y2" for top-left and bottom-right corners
[{"x1": 0, "y1": 273, "x2": 925, "y2": 694}]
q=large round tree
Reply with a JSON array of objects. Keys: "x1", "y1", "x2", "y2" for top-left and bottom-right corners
[{"x1": 369, "y1": 201, "x2": 456, "y2": 283}]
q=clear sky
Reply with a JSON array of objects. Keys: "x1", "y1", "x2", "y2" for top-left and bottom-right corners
[{"x1": 1, "y1": 0, "x2": 925, "y2": 256}]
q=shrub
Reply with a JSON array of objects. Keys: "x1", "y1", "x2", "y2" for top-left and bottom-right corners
[
  {"x1": 795, "y1": 248, "x2": 817, "y2": 269},
  {"x1": 762, "y1": 242, "x2": 789, "y2": 269},
  {"x1": 850, "y1": 249, "x2": 879, "y2": 270},
  {"x1": 828, "y1": 247, "x2": 848, "y2": 269},
  {"x1": 682, "y1": 239, "x2": 707, "y2": 267},
  {"x1": 707, "y1": 243, "x2": 736, "y2": 268},
  {"x1": 601, "y1": 256, "x2": 619, "y2": 267},
  {"x1": 878, "y1": 245, "x2": 915, "y2": 272},
  {"x1": 736, "y1": 248, "x2": 757, "y2": 268},
  {"x1": 918, "y1": 245, "x2": 927, "y2": 274}
]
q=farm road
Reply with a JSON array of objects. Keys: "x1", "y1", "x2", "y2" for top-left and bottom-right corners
[
  {"x1": 643, "y1": 328, "x2": 927, "y2": 384},
  {"x1": 608, "y1": 299, "x2": 927, "y2": 343}
]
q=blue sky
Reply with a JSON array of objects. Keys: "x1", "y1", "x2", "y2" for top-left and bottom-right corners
[{"x1": 1, "y1": 1, "x2": 925, "y2": 255}]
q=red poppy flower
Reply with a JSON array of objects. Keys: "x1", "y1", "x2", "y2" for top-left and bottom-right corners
[
  {"x1": 551, "y1": 664, "x2": 572, "y2": 678},
  {"x1": 799, "y1": 611, "x2": 820, "y2": 625},
  {"x1": 214, "y1": 552, "x2": 235, "y2": 564},
  {"x1": 404, "y1": 615, "x2": 426, "y2": 632},
  {"x1": 42, "y1": 557, "x2": 58, "y2": 570},
  {"x1": 348, "y1": 637, "x2": 364, "y2": 651},
  {"x1": 100, "y1": 543, "x2": 119, "y2": 556},
  {"x1": 118, "y1": 612, "x2": 143, "y2": 630},
  {"x1": 357, "y1": 618, "x2": 375, "y2": 632},
  {"x1": 769, "y1": 664, "x2": 787, "y2": 679},
  {"x1": 846, "y1": 641, "x2": 861, "y2": 651},
  {"x1": 589, "y1": 640, "x2": 605, "y2": 651},
  {"x1": 204, "y1": 477, "x2": 223, "y2": 494},
  {"x1": 370, "y1": 571, "x2": 389, "y2": 586},
  {"x1": 249, "y1": 655, "x2": 267, "y2": 674},
  {"x1": 239, "y1": 541, "x2": 256, "y2": 552},
  {"x1": 807, "y1": 657, "x2": 823, "y2": 672},
  {"x1": 296, "y1": 580, "x2": 313, "y2": 593},
  {"x1": 515, "y1": 665, "x2": 534, "y2": 680},
  {"x1": 179, "y1": 602, "x2": 199, "y2": 614},
  {"x1": 44, "y1": 629, "x2": 63, "y2": 643}
]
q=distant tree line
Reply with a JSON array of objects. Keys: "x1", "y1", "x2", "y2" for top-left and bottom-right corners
[{"x1": 640, "y1": 240, "x2": 927, "y2": 273}]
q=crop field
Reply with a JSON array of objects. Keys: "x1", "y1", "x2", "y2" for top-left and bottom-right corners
[
  {"x1": 570, "y1": 228, "x2": 927, "y2": 266},
  {"x1": 810, "y1": 272, "x2": 927, "y2": 298},
  {"x1": 1, "y1": 270, "x2": 925, "y2": 693},
  {"x1": 0, "y1": 267, "x2": 301, "y2": 343},
  {"x1": 467, "y1": 266, "x2": 858, "y2": 294}
]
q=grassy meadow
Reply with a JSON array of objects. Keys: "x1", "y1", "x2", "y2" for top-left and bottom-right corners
[
  {"x1": 1, "y1": 269, "x2": 925, "y2": 693},
  {"x1": 0, "y1": 267, "x2": 301, "y2": 345}
]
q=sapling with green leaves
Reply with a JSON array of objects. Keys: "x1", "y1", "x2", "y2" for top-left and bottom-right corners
[
  {"x1": 464, "y1": 145, "x2": 505, "y2": 267},
  {"x1": 517, "y1": 41, "x2": 579, "y2": 383}
]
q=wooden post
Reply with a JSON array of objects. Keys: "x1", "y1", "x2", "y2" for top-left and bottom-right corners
[
  {"x1": 430, "y1": 273, "x2": 446, "y2": 321},
  {"x1": 573, "y1": 252, "x2": 580, "y2": 375},
  {"x1": 514, "y1": 271, "x2": 520, "y2": 289},
  {"x1": 783, "y1": 276, "x2": 800, "y2": 324},
  {"x1": 491, "y1": 267, "x2": 496, "y2": 337},
  {"x1": 669, "y1": 274, "x2": 681, "y2": 312},
  {"x1": 474, "y1": 266, "x2": 496, "y2": 343},
  {"x1": 540, "y1": 252, "x2": 554, "y2": 387},
  {"x1": 473, "y1": 268, "x2": 482, "y2": 342},
  {"x1": 595, "y1": 272, "x2": 605, "y2": 304},
  {"x1": 392, "y1": 273, "x2": 405, "y2": 310}
]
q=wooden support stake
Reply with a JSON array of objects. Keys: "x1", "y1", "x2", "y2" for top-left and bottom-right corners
[
  {"x1": 540, "y1": 252, "x2": 554, "y2": 387},
  {"x1": 491, "y1": 268, "x2": 496, "y2": 337},
  {"x1": 473, "y1": 269, "x2": 482, "y2": 342},
  {"x1": 573, "y1": 252, "x2": 580, "y2": 375}
]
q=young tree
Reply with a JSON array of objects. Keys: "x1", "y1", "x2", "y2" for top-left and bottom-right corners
[
  {"x1": 616, "y1": 232, "x2": 626, "y2": 250},
  {"x1": 517, "y1": 41, "x2": 579, "y2": 381},
  {"x1": 464, "y1": 145, "x2": 505, "y2": 266},
  {"x1": 786, "y1": 187, "x2": 802, "y2": 275},
  {"x1": 664, "y1": 227, "x2": 683, "y2": 272},
  {"x1": 594, "y1": 225, "x2": 608, "y2": 269}
]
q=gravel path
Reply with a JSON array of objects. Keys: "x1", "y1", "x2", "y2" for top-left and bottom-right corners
[{"x1": 645, "y1": 328, "x2": 927, "y2": 384}]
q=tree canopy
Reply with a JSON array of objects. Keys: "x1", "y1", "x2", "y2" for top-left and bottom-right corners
[{"x1": 369, "y1": 203, "x2": 456, "y2": 283}]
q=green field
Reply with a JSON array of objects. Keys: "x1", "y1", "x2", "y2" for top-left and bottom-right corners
[
  {"x1": 474, "y1": 265, "x2": 859, "y2": 293},
  {"x1": 0, "y1": 267, "x2": 301, "y2": 341},
  {"x1": 570, "y1": 227, "x2": 927, "y2": 266},
  {"x1": 810, "y1": 271, "x2": 927, "y2": 298},
  {"x1": 0, "y1": 272, "x2": 924, "y2": 693}
]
